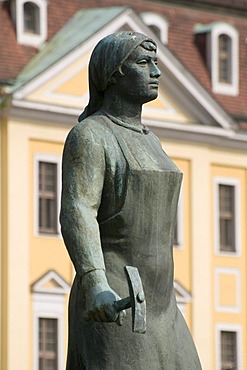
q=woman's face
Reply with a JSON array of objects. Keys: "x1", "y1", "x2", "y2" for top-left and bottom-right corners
[{"x1": 115, "y1": 43, "x2": 161, "y2": 105}]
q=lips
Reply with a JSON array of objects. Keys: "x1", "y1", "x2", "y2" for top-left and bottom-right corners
[{"x1": 149, "y1": 80, "x2": 159, "y2": 86}]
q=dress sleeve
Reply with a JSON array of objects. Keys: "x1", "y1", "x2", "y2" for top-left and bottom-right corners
[{"x1": 60, "y1": 122, "x2": 106, "y2": 276}]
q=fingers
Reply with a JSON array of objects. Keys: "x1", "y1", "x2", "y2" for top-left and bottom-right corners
[
  {"x1": 83, "y1": 306, "x2": 126, "y2": 325},
  {"x1": 116, "y1": 310, "x2": 126, "y2": 326},
  {"x1": 83, "y1": 304, "x2": 118, "y2": 322}
]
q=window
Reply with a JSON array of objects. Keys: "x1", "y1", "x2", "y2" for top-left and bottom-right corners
[
  {"x1": 218, "y1": 34, "x2": 232, "y2": 84},
  {"x1": 194, "y1": 22, "x2": 238, "y2": 95},
  {"x1": 32, "y1": 270, "x2": 70, "y2": 370},
  {"x1": 38, "y1": 161, "x2": 58, "y2": 234},
  {"x1": 219, "y1": 184, "x2": 235, "y2": 252},
  {"x1": 34, "y1": 154, "x2": 61, "y2": 236},
  {"x1": 214, "y1": 178, "x2": 240, "y2": 255},
  {"x1": 15, "y1": 0, "x2": 47, "y2": 47},
  {"x1": 216, "y1": 326, "x2": 242, "y2": 370},
  {"x1": 173, "y1": 186, "x2": 183, "y2": 248},
  {"x1": 24, "y1": 2, "x2": 40, "y2": 34},
  {"x1": 39, "y1": 318, "x2": 58, "y2": 370},
  {"x1": 140, "y1": 12, "x2": 168, "y2": 45},
  {"x1": 221, "y1": 331, "x2": 237, "y2": 370}
]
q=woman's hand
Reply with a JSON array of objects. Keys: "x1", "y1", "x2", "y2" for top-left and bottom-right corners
[
  {"x1": 83, "y1": 283, "x2": 126, "y2": 325},
  {"x1": 81, "y1": 270, "x2": 126, "y2": 325}
]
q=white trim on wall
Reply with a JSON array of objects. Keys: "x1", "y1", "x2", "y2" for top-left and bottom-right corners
[
  {"x1": 215, "y1": 267, "x2": 241, "y2": 313},
  {"x1": 34, "y1": 153, "x2": 61, "y2": 238},
  {"x1": 213, "y1": 177, "x2": 241, "y2": 256},
  {"x1": 216, "y1": 323, "x2": 242, "y2": 370},
  {"x1": 33, "y1": 294, "x2": 65, "y2": 370},
  {"x1": 32, "y1": 270, "x2": 70, "y2": 370}
]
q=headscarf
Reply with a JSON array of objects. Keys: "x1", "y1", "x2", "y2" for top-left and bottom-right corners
[{"x1": 78, "y1": 31, "x2": 155, "y2": 122}]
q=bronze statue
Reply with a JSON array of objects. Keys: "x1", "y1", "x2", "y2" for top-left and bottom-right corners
[{"x1": 60, "y1": 31, "x2": 202, "y2": 369}]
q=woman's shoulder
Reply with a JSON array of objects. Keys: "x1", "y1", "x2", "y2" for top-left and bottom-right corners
[{"x1": 66, "y1": 114, "x2": 113, "y2": 147}]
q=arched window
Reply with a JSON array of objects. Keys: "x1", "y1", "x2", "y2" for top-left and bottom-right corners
[
  {"x1": 24, "y1": 2, "x2": 40, "y2": 34},
  {"x1": 194, "y1": 22, "x2": 238, "y2": 95},
  {"x1": 15, "y1": 0, "x2": 47, "y2": 47}
]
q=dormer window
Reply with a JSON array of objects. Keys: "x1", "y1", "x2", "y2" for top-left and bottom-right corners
[
  {"x1": 15, "y1": 0, "x2": 47, "y2": 48},
  {"x1": 195, "y1": 22, "x2": 239, "y2": 96},
  {"x1": 140, "y1": 12, "x2": 168, "y2": 45},
  {"x1": 24, "y1": 2, "x2": 40, "y2": 34}
]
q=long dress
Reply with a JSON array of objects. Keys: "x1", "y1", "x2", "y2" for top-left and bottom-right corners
[{"x1": 61, "y1": 113, "x2": 202, "y2": 370}]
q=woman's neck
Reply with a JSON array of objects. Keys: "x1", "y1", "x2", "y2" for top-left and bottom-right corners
[{"x1": 100, "y1": 92, "x2": 142, "y2": 126}]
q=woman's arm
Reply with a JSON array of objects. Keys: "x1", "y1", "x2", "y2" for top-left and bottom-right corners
[{"x1": 60, "y1": 122, "x2": 125, "y2": 323}]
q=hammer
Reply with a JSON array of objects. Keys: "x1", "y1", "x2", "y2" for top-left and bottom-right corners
[{"x1": 114, "y1": 266, "x2": 146, "y2": 334}]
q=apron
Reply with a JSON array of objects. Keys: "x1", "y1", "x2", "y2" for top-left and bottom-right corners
[{"x1": 66, "y1": 120, "x2": 202, "y2": 370}]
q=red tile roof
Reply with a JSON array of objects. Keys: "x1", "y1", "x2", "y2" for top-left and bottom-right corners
[{"x1": 1, "y1": 0, "x2": 246, "y2": 121}]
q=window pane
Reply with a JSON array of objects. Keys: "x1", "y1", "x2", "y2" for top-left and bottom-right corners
[
  {"x1": 219, "y1": 184, "x2": 235, "y2": 252},
  {"x1": 221, "y1": 331, "x2": 237, "y2": 370},
  {"x1": 38, "y1": 161, "x2": 58, "y2": 234},
  {"x1": 219, "y1": 34, "x2": 232, "y2": 83},
  {"x1": 39, "y1": 318, "x2": 58, "y2": 370},
  {"x1": 24, "y1": 2, "x2": 40, "y2": 34}
]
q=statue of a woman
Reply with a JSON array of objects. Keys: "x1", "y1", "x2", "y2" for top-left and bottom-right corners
[{"x1": 60, "y1": 31, "x2": 202, "y2": 369}]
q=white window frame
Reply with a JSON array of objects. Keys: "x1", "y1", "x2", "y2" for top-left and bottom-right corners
[
  {"x1": 32, "y1": 271, "x2": 70, "y2": 370},
  {"x1": 214, "y1": 177, "x2": 240, "y2": 256},
  {"x1": 140, "y1": 12, "x2": 168, "y2": 44},
  {"x1": 216, "y1": 324, "x2": 242, "y2": 370},
  {"x1": 16, "y1": 0, "x2": 47, "y2": 47},
  {"x1": 207, "y1": 23, "x2": 239, "y2": 95},
  {"x1": 34, "y1": 153, "x2": 61, "y2": 238},
  {"x1": 173, "y1": 183, "x2": 183, "y2": 248}
]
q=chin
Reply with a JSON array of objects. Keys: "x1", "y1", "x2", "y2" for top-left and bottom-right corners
[{"x1": 143, "y1": 92, "x2": 158, "y2": 104}]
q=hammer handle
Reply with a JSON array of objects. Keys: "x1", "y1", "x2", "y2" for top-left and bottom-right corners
[{"x1": 114, "y1": 296, "x2": 131, "y2": 312}]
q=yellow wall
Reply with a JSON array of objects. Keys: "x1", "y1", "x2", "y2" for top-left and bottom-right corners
[
  {"x1": 1, "y1": 117, "x2": 8, "y2": 370},
  {"x1": 211, "y1": 165, "x2": 247, "y2": 370},
  {"x1": 161, "y1": 139, "x2": 247, "y2": 370},
  {"x1": 3, "y1": 111, "x2": 247, "y2": 370},
  {"x1": 172, "y1": 158, "x2": 192, "y2": 329},
  {"x1": 5, "y1": 117, "x2": 72, "y2": 370}
]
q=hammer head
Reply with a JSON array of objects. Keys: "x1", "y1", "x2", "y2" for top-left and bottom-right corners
[{"x1": 124, "y1": 266, "x2": 146, "y2": 334}]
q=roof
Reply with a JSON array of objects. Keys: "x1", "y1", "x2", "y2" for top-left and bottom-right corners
[
  {"x1": 9, "y1": 7, "x2": 128, "y2": 92},
  {"x1": 1, "y1": 0, "x2": 247, "y2": 123}
]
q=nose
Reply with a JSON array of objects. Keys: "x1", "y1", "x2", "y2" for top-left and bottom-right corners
[{"x1": 150, "y1": 62, "x2": 161, "y2": 78}]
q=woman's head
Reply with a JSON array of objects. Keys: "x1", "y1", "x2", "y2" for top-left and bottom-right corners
[{"x1": 78, "y1": 31, "x2": 157, "y2": 121}]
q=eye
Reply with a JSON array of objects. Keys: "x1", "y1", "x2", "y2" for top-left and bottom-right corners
[{"x1": 137, "y1": 59, "x2": 148, "y2": 66}]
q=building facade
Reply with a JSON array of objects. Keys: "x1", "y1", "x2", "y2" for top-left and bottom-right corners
[{"x1": 1, "y1": 1, "x2": 247, "y2": 369}]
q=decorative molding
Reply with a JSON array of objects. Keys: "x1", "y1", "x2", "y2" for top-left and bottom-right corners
[
  {"x1": 32, "y1": 270, "x2": 70, "y2": 295},
  {"x1": 174, "y1": 281, "x2": 191, "y2": 317},
  {"x1": 215, "y1": 268, "x2": 241, "y2": 313}
]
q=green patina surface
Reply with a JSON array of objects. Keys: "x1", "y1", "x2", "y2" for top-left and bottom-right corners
[{"x1": 8, "y1": 7, "x2": 128, "y2": 93}]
